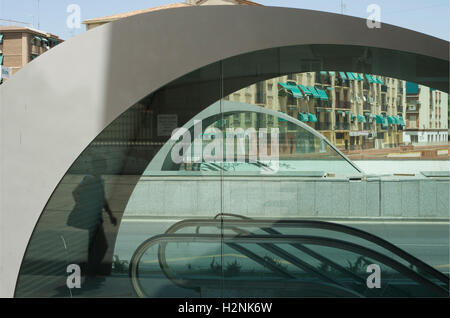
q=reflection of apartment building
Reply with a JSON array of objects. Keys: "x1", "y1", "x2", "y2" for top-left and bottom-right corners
[
  {"x1": 0, "y1": 26, "x2": 62, "y2": 84},
  {"x1": 403, "y1": 82, "x2": 449, "y2": 144},
  {"x1": 80, "y1": 0, "x2": 448, "y2": 152},
  {"x1": 226, "y1": 72, "x2": 408, "y2": 151}
]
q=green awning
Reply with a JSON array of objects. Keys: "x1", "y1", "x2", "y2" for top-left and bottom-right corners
[
  {"x1": 339, "y1": 72, "x2": 347, "y2": 80},
  {"x1": 325, "y1": 109, "x2": 332, "y2": 112},
  {"x1": 279, "y1": 82, "x2": 303, "y2": 98},
  {"x1": 351, "y1": 114, "x2": 357, "y2": 121},
  {"x1": 376, "y1": 115, "x2": 386, "y2": 124},
  {"x1": 374, "y1": 77, "x2": 384, "y2": 85},
  {"x1": 298, "y1": 84, "x2": 313, "y2": 96},
  {"x1": 358, "y1": 115, "x2": 366, "y2": 123},
  {"x1": 289, "y1": 86, "x2": 303, "y2": 98},
  {"x1": 365, "y1": 74, "x2": 375, "y2": 83},
  {"x1": 316, "y1": 87, "x2": 329, "y2": 100},
  {"x1": 307, "y1": 86, "x2": 320, "y2": 98},
  {"x1": 327, "y1": 87, "x2": 334, "y2": 90},
  {"x1": 31, "y1": 54, "x2": 38, "y2": 60},
  {"x1": 387, "y1": 116, "x2": 395, "y2": 124},
  {"x1": 33, "y1": 36, "x2": 41, "y2": 41},
  {"x1": 345, "y1": 110, "x2": 351, "y2": 114},
  {"x1": 395, "y1": 116, "x2": 405, "y2": 125},
  {"x1": 298, "y1": 113, "x2": 309, "y2": 122},
  {"x1": 328, "y1": 71, "x2": 335, "y2": 76},
  {"x1": 356, "y1": 73, "x2": 364, "y2": 81},
  {"x1": 320, "y1": 71, "x2": 328, "y2": 75},
  {"x1": 346, "y1": 72, "x2": 358, "y2": 80},
  {"x1": 42, "y1": 38, "x2": 49, "y2": 44},
  {"x1": 0, "y1": 34, "x2": 3, "y2": 43},
  {"x1": 0, "y1": 54, "x2": 3, "y2": 65},
  {"x1": 308, "y1": 113, "x2": 318, "y2": 122},
  {"x1": 279, "y1": 82, "x2": 291, "y2": 89},
  {"x1": 336, "y1": 110, "x2": 344, "y2": 114}
]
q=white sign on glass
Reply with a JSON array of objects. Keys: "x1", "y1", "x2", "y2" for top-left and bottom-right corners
[{"x1": 158, "y1": 114, "x2": 178, "y2": 137}]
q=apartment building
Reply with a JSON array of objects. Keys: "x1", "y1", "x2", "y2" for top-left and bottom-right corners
[
  {"x1": 404, "y1": 82, "x2": 449, "y2": 144},
  {"x1": 0, "y1": 26, "x2": 63, "y2": 84},
  {"x1": 225, "y1": 72, "x2": 408, "y2": 152},
  {"x1": 80, "y1": 0, "x2": 448, "y2": 152}
]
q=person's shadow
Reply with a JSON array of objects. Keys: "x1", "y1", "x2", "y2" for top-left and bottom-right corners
[{"x1": 62, "y1": 157, "x2": 117, "y2": 296}]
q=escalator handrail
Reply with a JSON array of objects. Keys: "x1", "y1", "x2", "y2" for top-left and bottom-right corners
[
  {"x1": 229, "y1": 224, "x2": 375, "y2": 295},
  {"x1": 165, "y1": 217, "x2": 449, "y2": 287},
  {"x1": 129, "y1": 233, "x2": 448, "y2": 297}
]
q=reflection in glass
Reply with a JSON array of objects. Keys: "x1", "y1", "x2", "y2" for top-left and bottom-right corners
[{"x1": 15, "y1": 44, "x2": 449, "y2": 298}]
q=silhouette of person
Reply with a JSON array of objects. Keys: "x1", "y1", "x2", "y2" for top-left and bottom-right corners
[{"x1": 71, "y1": 157, "x2": 117, "y2": 281}]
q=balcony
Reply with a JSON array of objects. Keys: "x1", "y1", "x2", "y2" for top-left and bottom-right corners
[
  {"x1": 335, "y1": 122, "x2": 350, "y2": 130},
  {"x1": 335, "y1": 78, "x2": 349, "y2": 87},
  {"x1": 406, "y1": 104, "x2": 420, "y2": 113},
  {"x1": 316, "y1": 73, "x2": 332, "y2": 85},
  {"x1": 315, "y1": 122, "x2": 333, "y2": 130},
  {"x1": 323, "y1": 76, "x2": 332, "y2": 85},
  {"x1": 316, "y1": 99, "x2": 331, "y2": 108},
  {"x1": 363, "y1": 102, "x2": 371, "y2": 111},
  {"x1": 336, "y1": 101, "x2": 351, "y2": 109},
  {"x1": 381, "y1": 104, "x2": 388, "y2": 112}
]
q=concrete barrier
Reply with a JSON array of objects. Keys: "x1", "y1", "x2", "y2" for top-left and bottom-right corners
[{"x1": 46, "y1": 174, "x2": 449, "y2": 220}]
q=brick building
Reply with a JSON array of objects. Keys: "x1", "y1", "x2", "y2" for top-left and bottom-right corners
[{"x1": 0, "y1": 26, "x2": 63, "y2": 84}]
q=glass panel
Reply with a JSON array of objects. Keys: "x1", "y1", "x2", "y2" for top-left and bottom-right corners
[
  {"x1": 15, "y1": 44, "x2": 449, "y2": 298},
  {"x1": 220, "y1": 45, "x2": 449, "y2": 297},
  {"x1": 15, "y1": 62, "x2": 224, "y2": 298}
]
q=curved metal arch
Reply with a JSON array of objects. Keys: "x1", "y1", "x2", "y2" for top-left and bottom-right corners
[
  {"x1": 146, "y1": 100, "x2": 362, "y2": 173},
  {"x1": 1, "y1": 5, "x2": 449, "y2": 297}
]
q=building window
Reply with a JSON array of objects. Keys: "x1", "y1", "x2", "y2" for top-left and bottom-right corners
[{"x1": 255, "y1": 81, "x2": 266, "y2": 104}]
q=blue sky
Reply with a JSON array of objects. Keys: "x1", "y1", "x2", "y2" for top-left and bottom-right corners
[{"x1": 0, "y1": 0, "x2": 448, "y2": 41}]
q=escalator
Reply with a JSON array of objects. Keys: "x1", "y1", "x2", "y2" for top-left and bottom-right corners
[{"x1": 129, "y1": 214, "x2": 449, "y2": 298}]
